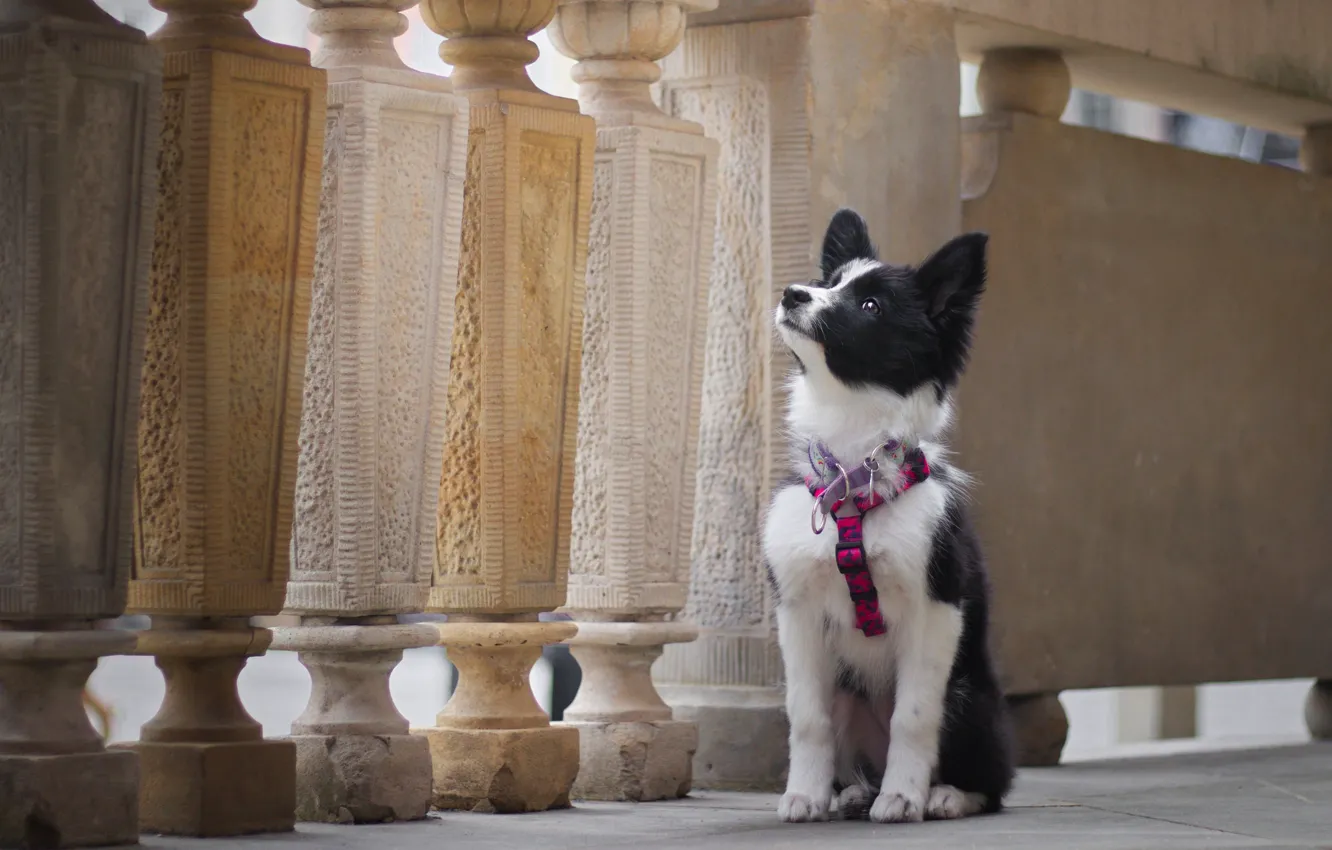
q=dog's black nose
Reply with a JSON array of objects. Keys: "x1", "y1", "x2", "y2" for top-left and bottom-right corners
[{"x1": 782, "y1": 285, "x2": 812, "y2": 310}]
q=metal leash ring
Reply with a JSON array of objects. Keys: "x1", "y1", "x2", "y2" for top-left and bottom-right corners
[{"x1": 810, "y1": 463, "x2": 851, "y2": 535}]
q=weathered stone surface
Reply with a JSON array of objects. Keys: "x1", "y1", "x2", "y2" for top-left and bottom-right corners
[
  {"x1": 660, "y1": 687, "x2": 788, "y2": 791},
  {"x1": 293, "y1": 734, "x2": 431, "y2": 824},
  {"x1": 0, "y1": 0, "x2": 160, "y2": 621},
  {"x1": 418, "y1": 726, "x2": 580, "y2": 813},
  {"x1": 1007, "y1": 693, "x2": 1068, "y2": 768},
  {"x1": 569, "y1": 720, "x2": 697, "y2": 802},
  {"x1": 958, "y1": 112, "x2": 1332, "y2": 701},
  {"x1": 129, "y1": 739, "x2": 297, "y2": 837},
  {"x1": 285, "y1": 0, "x2": 467, "y2": 619},
  {"x1": 0, "y1": 750, "x2": 139, "y2": 849},
  {"x1": 129, "y1": 0, "x2": 325, "y2": 618},
  {"x1": 427, "y1": 89, "x2": 594, "y2": 616}
]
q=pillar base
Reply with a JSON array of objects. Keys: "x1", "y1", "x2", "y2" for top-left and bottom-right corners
[
  {"x1": 566, "y1": 719, "x2": 697, "y2": 802},
  {"x1": 1007, "y1": 692, "x2": 1068, "y2": 767},
  {"x1": 1305, "y1": 679, "x2": 1332, "y2": 740},
  {"x1": 0, "y1": 750, "x2": 139, "y2": 849},
  {"x1": 292, "y1": 733, "x2": 431, "y2": 824},
  {"x1": 415, "y1": 725, "x2": 579, "y2": 813},
  {"x1": 658, "y1": 685, "x2": 787, "y2": 791},
  {"x1": 124, "y1": 739, "x2": 296, "y2": 837},
  {"x1": 272, "y1": 622, "x2": 440, "y2": 824}
]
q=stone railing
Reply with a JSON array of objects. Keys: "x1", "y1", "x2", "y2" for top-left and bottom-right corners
[
  {"x1": 5, "y1": 0, "x2": 1332, "y2": 844},
  {"x1": 2, "y1": 0, "x2": 715, "y2": 842}
]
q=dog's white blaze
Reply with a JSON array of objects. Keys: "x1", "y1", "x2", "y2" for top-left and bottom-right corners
[{"x1": 832, "y1": 258, "x2": 879, "y2": 289}]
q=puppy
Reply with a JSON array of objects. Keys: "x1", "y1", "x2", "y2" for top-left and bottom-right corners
[{"x1": 764, "y1": 209, "x2": 1014, "y2": 824}]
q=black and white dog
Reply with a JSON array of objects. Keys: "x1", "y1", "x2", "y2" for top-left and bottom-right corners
[{"x1": 764, "y1": 209, "x2": 1014, "y2": 824}]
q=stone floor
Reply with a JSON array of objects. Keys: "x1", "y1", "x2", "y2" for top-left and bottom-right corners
[{"x1": 136, "y1": 743, "x2": 1332, "y2": 849}]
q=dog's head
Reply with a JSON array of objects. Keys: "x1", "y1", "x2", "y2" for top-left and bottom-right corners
[{"x1": 775, "y1": 208, "x2": 987, "y2": 402}]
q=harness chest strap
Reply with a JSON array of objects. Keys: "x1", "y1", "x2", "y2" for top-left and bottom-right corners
[{"x1": 807, "y1": 443, "x2": 931, "y2": 638}]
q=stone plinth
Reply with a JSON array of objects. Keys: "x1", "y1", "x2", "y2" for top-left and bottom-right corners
[
  {"x1": 125, "y1": 0, "x2": 326, "y2": 836},
  {"x1": 272, "y1": 623, "x2": 441, "y2": 823},
  {"x1": 414, "y1": 620, "x2": 581, "y2": 813},
  {"x1": 117, "y1": 624, "x2": 296, "y2": 837},
  {"x1": 280, "y1": 0, "x2": 468, "y2": 824},
  {"x1": 416, "y1": 0, "x2": 596, "y2": 815},
  {"x1": 0, "y1": 3, "x2": 160, "y2": 845},
  {"x1": 546, "y1": 0, "x2": 718, "y2": 801},
  {"x1": 655, "y1": 1, "x2": 963, "y2": 789},
  {"x1": 0, "y1": 630, "x2": 142, "y2": 849},
  {"x1": 559, "y1": 622, "x2": 700, "y2": 801}
]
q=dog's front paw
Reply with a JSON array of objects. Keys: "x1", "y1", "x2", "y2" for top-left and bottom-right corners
[
  {"x1": 925, "y1": 785, "x2": 987, "y2": 820},
  {"x1": 778, "y1": 791, "x2": 831, "y2": 823},
  {"x1": 869, "y1": 787, "x2": 925, "y2": 824}
]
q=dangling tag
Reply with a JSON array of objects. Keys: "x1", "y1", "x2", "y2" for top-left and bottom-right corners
[{"x1": 807, "y1": 440, "x2": 837, "y2": 490}]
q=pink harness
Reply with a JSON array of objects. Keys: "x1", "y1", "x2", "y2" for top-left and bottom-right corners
[{"x1": 805, "y1": 440, "x2": 931, "y2": 637}]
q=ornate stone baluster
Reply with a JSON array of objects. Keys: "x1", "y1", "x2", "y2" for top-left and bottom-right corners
[
  {"x1": 121, "y1": 0, "x2": 326, "y2": 836},
  {"x1": 655, "y1": 1, "x2": 964, "y2": 790},
  {"x1": 415, "y1": 0, "x2": 596, "y2": 814},
  {"x1": 546, "y1": 0, "x2": 718, "y2": 802},
  {"x1": 0, "y1": 3, "x2": 160, "y2": 846},
  {"x1": 270, "y1": 0, "x2": 468, "y2": 824}
]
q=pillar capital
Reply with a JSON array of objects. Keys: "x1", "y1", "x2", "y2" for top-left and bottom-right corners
[
  {"x1": 299, "y1": 0, "x2": 415, "y2": 71},
  {"x1": 420, "y1": 0, "x2": 558, "y2": 92},
  {"x1": 548, "y1": 0, "x2": 717, "y2": 123}
]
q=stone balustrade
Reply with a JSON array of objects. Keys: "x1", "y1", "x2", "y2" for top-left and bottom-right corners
[{"x1": 5, "y1": 0, "x2": 1332, "y2": 844}]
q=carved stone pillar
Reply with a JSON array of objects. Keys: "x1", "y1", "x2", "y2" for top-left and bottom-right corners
[
  {"x1": 272, "y1": 0, "x2": 469, "y2": 824},
  {"x1": 655, "y1": 0, "x2": 963, "y2": 789},
  {"x1": 122, "y1": 0, "x2": 326, "y2": 836},
  {"x1": 974, "y1": 46, "x2": 1070, "y2": 768},
  {"x1": 416, "y1": 0, "x2": 595, "y2": 814},
  {"x1": 0, "y1": 3, "x2": 159, "y2": 845},
  {"x1": 546, "y1": 0, "x2": 717, "y2": 802}
]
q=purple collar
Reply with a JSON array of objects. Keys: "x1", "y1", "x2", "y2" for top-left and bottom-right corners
[{"x1": 805, "y1": 438, "x2": 929, "y2": 522}]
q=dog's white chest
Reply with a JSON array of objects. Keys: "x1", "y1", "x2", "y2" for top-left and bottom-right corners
[{"x1": 763, "y1": 480, "x2": 947, "y2": 635}]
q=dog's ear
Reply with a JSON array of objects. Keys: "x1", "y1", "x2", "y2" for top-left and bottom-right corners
[
  {"x1": 916, "y1": 232, "x2": 987, "y2": 321},
  {"x1": 821, "y1": 208, "x2": 877, "y2": 280}
]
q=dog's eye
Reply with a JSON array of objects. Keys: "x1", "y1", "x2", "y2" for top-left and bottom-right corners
[{"x1": 861, "y1": 298, "x2": 881, "y2": 315}]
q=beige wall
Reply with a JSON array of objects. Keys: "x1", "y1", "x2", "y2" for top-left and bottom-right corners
[{"x1": 957, "y1": 111, "x2": 1332, "y2": 696}]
